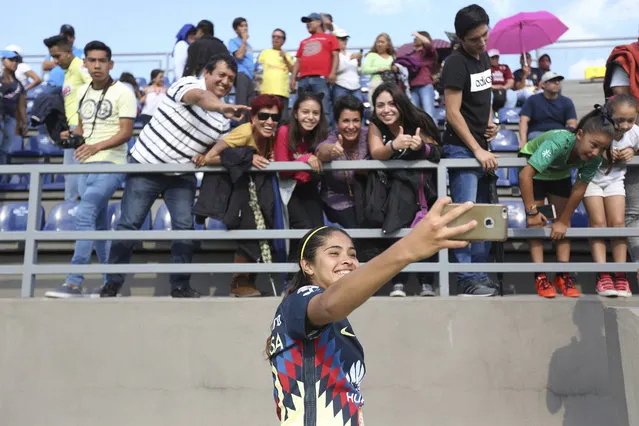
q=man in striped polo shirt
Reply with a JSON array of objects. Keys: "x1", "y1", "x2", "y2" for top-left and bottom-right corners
[{"x1": 100, "y1": 53, "x2": 247, "y2": 298}]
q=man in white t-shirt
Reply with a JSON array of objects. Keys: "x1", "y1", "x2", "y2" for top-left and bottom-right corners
[
  {"x1": 100, "y1": 53, "x2": 248, "y2": 298},
  {"x1": 45, "y1": 41, "x2": 136, "y2": 299}
]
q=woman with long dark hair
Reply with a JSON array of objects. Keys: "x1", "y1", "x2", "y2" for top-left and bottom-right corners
[
  {"x1": 0, "y1": 50, "x2": 27, "y2": 167},
  {"x1": 274, "y1": 91, "x2": 330, "y2": 255},
  {"x1": 368, "y1": 82, "x2": 442, "y2": 297},
  {"x1": 266, "y1": 201, "x2": 476, "y2": 425}
]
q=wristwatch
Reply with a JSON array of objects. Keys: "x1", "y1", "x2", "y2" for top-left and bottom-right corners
[{"x1": 526, "y1": 205, "x2": 539, "y2": 216}]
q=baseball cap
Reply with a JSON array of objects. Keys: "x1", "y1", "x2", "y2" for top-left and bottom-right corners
[
  {"x1": 60, "y1": 24, "x2": 75, "y2": 37},
  {"x1": 334, "y1": 29, "x2": 349, "y2": 38},
  {"x1": 0, "y1": 50, "x2": 19, "y2": 59},
  {"x1": 541, "y1": 71, "x2": 564, "y2": 83},
  {"x1": 5, "y1": 45, "x2": 23, "y2": 56},
  {"x1": 301, "y1": 13, "x2": 322, "y2": 23},
  {"x1": 487, "y1": 49, "x2": 500, "y2": 58}
]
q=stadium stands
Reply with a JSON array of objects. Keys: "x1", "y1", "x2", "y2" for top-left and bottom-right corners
[
  {"x1": 0, "y1": 202, "x2": 45, "y2": 231},
  {"x1": 43, "y1": 200, "x2": 78, "y2": 231},
  {"x1": 491, "y1": 128, "x2": 520, "y2": 152}
]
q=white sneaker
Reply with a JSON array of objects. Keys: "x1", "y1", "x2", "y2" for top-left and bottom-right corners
[
  {"x1": 390, "y1": 283, "x2": 406, "y2": 297},
  {"x1": 419, "y1": 283, "x2": 436, "y2": 297}
]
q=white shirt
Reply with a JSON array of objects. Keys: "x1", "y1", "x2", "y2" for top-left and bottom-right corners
[
  {"x1": 15, "y1": 63, "x2": 32, "y2": 87},
  {"x1": 335, "y1": 52, "x2": 360, "y2": 90},
  {"x1": 131, "y1": 76, "x2": 230, "y2": 165},
  {"x1": 610, "y1": 65, "x2": 630, "y2": 88},
  {"x1": 140, "y1": 88, "x2": 167, "y2": 116},
  {"x1": 591, "y1": 125, "x2": 639, "y2": 185},
  {"x1": 173, "y1": 41, "x2": 189, "y2": 79}
]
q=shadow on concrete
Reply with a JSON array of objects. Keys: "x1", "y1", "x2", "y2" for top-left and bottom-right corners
[{"x1": 546, "y1": 297, "x2": 612, "y2": 426}]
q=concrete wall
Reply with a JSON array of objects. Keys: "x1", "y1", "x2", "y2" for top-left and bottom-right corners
[
  {"x1": 0, "y1": 296, "x2": 637, "y2": 426},
  {"x1": 605, "y1": 307, "x2": 639, "y2": 426}
]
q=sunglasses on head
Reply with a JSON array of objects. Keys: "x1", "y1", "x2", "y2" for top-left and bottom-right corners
[{"x1": 257, "y1": 112, "x2": 281, "y2": 122}]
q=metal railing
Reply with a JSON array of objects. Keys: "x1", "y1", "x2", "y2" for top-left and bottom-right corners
[{"x1": 2, "y1": 157, "x2": 639, "y2": 298}]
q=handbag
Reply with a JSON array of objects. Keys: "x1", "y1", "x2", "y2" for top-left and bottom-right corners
[{"x1": 410, "y1": 171, "x2": 428, "y2": 228}]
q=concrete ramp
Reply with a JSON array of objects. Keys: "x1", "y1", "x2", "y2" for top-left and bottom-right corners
[{"x1": 0, "y1": 297, "x2": 636, "y2": 426}]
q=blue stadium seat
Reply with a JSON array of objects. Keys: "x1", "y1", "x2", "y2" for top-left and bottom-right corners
[
  {"x1": 26, "y1": 99, "x2": 34, "y2": 116},
  {"x1": 106, "y1": 202, "x2": 151, "y2": 230},
  {"x1": 0, "y1": 174, "x2": 30, "y2": 191},
  {"x1": 570, "y1": 202, "x2": 589, "y2": 228},
  {"x1": 435, "y1": 107, "x2": 446, "y2": 125},
  {"x1": 152, "y1": 203, "x2": 172, "y2": 230},
  {"x1": 44, "y1": 200, "x2": 79, "y2": 231},
  {"x1": 136, "y1": 77, "x2": 147, "y2": 88},
  {"x1": 152, "y1": 202, "x2": 206, "y2": 231},
  {"x1": 7, "y1": 133, "x2": 24, "y2": 154},
  {"x1": 163, "y1": 77, "x2": 171, "y2": 87},
  {"x1": 206, "y1": 218, "x2": 227, "y2": 230},
  {"x1": 494, "y1": 168, "x2": 511, "y2": 187},
  {"x1": 491, "y1": 129, "x2": 519, "y2": 152},
  {"x1": 23, "y1": 131, "x2": 63, "y2": 157},
  {"x1": 42, "y1": 174, "x2": 65, "y2": 190},
  {"x1": 0, "y1": 202, "x2": 45, "y2": 231},
  {"x1": 359, "y1": 74, "x2": 372, "y2": 89},
  {"x1": 26, "y1": 84, "x2": 46, "y2": 100},
  {"x1": 508, "y1": 167, "x2": 520, "y2": 186},
  {"x1": 503, "y1": 199, "x2": 526, "y2": 229},
  {"x1": 127, "y1": 137, "x2": 136, "y2": 153},
  {"x1": 498, "y1": 107, "x2": 521, "y2": 124}
]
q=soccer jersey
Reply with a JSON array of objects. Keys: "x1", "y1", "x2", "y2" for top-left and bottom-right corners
[
  {"x1": 519, "y1": 129, "x2": 603, "y2": 183},
  {"x1": 268, "y1": 285, "x2": 365, "y2": 426}
]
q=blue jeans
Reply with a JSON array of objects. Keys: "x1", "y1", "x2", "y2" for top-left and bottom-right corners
[
  {"x1": 527, "y1": 131, "x2": 545, "y2": 141},
  {"x1": 332, "y1": 85, "x2": 359, "y2": 104},
  {"x1": 0, "y1": 115, "x2": 17, "y2": 166},
  {"x1": 297, "y1": 76, "x2": 333, "y2": 125},
  {"x1": 410, "y1": 84, "x2": 436, "y2": 123},
  {"x1": 66, "y1": 165, "x2": 126, "y2": 286},
  {"x1": 106, "y1": 167, "x2": 197, "y2": 289},
  {"x1": 64, "y1": 148, "x2": 80, "y2": 202},
  {"x1": 443, "y1": 144, "x2": 492, "y2": 283}
]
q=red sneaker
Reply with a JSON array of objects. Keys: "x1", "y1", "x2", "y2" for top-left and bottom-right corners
[
  {"x1": 554, "y1": 273, "x2": 581, "y2": 298},
  {"x1": 596, "y1": 273, "x2": 617, "y2": 297},
  {"x1": 614, "y1": 273, "x2": 632, "y2": 298},
  {"x1": 536, "y1": 273, "x2": 556, "y2": 298}
]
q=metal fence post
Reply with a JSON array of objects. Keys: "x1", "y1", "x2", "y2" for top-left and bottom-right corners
[
  {"x1": 437, "y1": 164, "x2": 450, "y2": 296},
  {"x1": 21, "y1": 171, "x2": 42, "y2": 297}
]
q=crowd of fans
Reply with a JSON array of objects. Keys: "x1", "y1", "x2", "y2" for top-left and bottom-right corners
[{"x1": 1, "y1": 5, "x2": 639, "y2": 301}]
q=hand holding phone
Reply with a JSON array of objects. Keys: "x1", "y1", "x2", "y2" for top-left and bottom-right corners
[{"x1": 441, "y1": 204, "x2": 508, "y2": 241}]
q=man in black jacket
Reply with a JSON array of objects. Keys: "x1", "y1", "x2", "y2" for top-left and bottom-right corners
[{"x1": 183, "y1": 20, "x2": 229, "y2": 77}]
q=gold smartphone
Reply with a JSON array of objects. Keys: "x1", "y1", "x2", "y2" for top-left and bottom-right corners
[{"x1": 441, "y1": 204, "x2": 509, "y2": 242}]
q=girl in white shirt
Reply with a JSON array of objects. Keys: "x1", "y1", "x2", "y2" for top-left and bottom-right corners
[
  {"x1": 584, "y1": 94, "x2": 639, "y2": 297},
  {"x1": 140, "y1": 69, "x2": 168, "y2": 126}
]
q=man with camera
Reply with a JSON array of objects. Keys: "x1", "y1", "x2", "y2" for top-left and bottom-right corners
[
  {"x1": 99, "y1": 53, "x2": 248, "y2": 298},
  {"x1": 43, "y1": 34, "x2": 92, "y2": 202},
  {"x1": 45, "y1": 41, "x2": 136, "y2": 299}
]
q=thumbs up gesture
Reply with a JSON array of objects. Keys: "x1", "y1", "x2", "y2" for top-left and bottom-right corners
[
  {"x1": 409, "y1": 127, "x2": 424, "y2": 151},
  {"x1": 330, "y1": 134, "x2": 346, "y2": 159}
]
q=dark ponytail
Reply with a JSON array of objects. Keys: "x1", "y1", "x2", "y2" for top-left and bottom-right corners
[
  {"x1": 264, "y1": 226, "x2": 352, "y2": 359},
  {"x1": 575, "y1": 105, "x2": 616, "y2": 175}
]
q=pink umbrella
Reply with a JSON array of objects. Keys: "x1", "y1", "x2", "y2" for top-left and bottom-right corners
[{"x1": 486, "y1": 11, "x2": 568, "y2": 55}]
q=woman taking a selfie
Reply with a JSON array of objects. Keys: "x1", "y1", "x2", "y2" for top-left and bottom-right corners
[{"x1": 266, "y1": 198, "x2": 476, "y2": 425}]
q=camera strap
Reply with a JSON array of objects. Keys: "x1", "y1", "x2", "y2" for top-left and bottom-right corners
[{"x1": 77, "y1": 76, "x2": 113, "y2": 140}]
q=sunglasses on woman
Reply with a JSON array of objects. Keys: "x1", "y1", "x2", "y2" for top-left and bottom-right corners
[{"x1": 257, "y1": 112, "x2": 281, "y2": 122}]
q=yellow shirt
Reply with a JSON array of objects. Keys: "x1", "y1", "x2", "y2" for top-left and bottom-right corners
[
  {"x1": 77, "y1": 81, "x2": 137, "y2": 164},
  {"x1": 223, "y1": 122, "x2": 273, "y2": 156},
  {"x1": 258, "y1": 49, "x2": 293, "y2": 98},
  {"x1": 62, "y1": 57, "x2": 92, "y2": 126}
]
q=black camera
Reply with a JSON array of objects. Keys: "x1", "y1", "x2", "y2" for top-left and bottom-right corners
[{"x1": 59, "y1": 134, "x2": 85, "y2": 149}]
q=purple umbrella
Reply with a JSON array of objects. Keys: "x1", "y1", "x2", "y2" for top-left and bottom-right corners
[{"x1": 486, "y1": 11, "x2": 568, "y2": 55}]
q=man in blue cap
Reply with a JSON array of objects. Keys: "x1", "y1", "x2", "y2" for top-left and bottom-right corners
[{"x1": 290, "y1": 12, "x2": 339, "y2": 124}]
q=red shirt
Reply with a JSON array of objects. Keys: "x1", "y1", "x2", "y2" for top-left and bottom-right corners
[
  {"x1": 274, "y1": 124, "x2": 313, "y2": 183},
  {"x1": 296, "y1": 33, "x2": 339, "y2": 79},
  {"x1": 490, "y1": 64, "x2": 514, "y2": 85}
]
